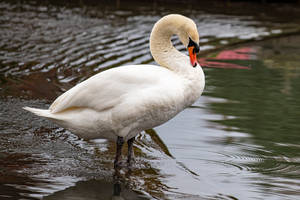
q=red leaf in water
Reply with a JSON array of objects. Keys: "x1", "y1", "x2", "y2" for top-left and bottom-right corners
[
  {"x1": 198, "y1": 47, "x2": 255, "y2": 69},
  {"x1": 199, "y1": 58, "x2": 251, "y2": 69},
  {"x1": 216, "y1": 47, "x2": 254, "y2": 60}
]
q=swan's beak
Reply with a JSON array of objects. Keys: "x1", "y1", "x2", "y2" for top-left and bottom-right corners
[
  {"x1": 188, "y1": 46, "x2": 198, "y2": 67},
  {"x1": 187, "y1": 38, "x2": 200, "y2": 67}
]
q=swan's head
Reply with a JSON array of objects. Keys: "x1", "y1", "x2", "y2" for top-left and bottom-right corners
[
  {"x1": 150, "y1": 14, "x2": 201, "y2": 68},
  {"x1": 176, "y1": 16, "x2": 200, "y2": 67}
]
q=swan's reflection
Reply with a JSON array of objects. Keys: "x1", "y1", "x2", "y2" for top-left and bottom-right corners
[
  {"x1": 113, "y1": 182, "x2": 122, "y2": 199},
  {"x1": 43, "y1": 128, "x2": 173, "y2": 200},
  {"x1": 44, "y1": 178, "x2": 149, "y2": 200}
]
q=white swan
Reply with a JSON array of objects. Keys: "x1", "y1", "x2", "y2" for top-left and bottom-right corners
[{"x1": 24, "y1": 14, "x2": 205, "y2": 169}]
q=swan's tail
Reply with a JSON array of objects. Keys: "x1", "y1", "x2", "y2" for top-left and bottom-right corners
[{"x1": 23, "y1": 107, "x2": 52, "y2": 118}]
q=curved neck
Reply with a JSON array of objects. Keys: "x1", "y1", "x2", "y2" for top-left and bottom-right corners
[{"x1": 149, "y1": 16, "x2": 189, "y2": 73}]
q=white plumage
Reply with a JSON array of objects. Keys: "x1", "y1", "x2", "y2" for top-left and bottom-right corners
[{"x1": 24, "y1": 14, "x2": 205, "y2": 169}]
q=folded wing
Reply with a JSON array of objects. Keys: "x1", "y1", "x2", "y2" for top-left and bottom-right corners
[{"x1": 49, "y1": 65, "x2": 178, "y2": 114}]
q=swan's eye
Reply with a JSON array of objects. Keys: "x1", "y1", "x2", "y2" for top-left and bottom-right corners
[
  {"x1": 193, "y1": 45, "x2": 200, "y2": 54},
  {"x1": 188, "y1": 37, "x2": 200, "y2": 54}
]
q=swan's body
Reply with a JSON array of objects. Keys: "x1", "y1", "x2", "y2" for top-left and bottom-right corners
[{"x1": 24, "y1": 14, "x2": 205, "y2": 169}]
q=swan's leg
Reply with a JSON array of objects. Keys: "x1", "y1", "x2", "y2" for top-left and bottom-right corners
[
  {"x1": 114, "y1": 136, "x2": 124, "y2": 169},
  {"x1": 127, "y1": 137, "x2": 135, "y2": 168}
]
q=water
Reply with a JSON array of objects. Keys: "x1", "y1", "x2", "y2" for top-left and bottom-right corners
[{"x1": 1, "y1": 0, "x2": 300, "y2": 199}]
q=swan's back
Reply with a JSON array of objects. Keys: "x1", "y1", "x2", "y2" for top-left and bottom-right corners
[{"x1": 50, "y1": 65, "x2": 175, "y2": 113}]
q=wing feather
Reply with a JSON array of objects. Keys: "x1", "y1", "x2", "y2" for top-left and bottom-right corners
[{"x1": 49, "y1": 65, "x2": 172, "y2": 114}]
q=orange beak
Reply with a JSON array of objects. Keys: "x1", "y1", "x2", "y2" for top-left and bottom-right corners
[{"x1": 188, "y1": 46, "x2": 198, "y2": 67}]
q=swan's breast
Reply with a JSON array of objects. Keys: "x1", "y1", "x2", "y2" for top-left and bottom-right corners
[
  {"x1": 111, "y1": 71, "x2": 186, "y2": 138},
  {"x1": 181, "y1": 64, "x2": 205, "y2": 107}
]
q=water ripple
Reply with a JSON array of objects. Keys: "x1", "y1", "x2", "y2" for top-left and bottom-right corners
[{"x1": 1, "y1": 0, "x2": 297, "y2": 95}]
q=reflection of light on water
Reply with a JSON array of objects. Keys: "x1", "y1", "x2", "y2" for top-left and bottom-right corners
[
  {"x1": 200, "y1": 45, "x2": 215, "y2": 51},
  {"x1": 90, "y1": 138, "x2": 109, "y2": 152},
  {"x1": 9, "y1": 175, "x2": 82, "y2": 199},
  {"x1": 271, "y1": 29, "x2": 282, "y2": 34}
]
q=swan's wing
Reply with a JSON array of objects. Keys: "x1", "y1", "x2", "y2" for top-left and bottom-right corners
[{"x1": 49, "y1": 65, "x2": 176, "y2": 114}]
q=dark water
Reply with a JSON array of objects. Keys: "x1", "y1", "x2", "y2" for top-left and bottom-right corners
[{"x1": 1, "y1": 1, "x2": 300, "y2": 199}]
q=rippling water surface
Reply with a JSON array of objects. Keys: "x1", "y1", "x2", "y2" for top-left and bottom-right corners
[{"x1": 1, "y1": 1, "x2": 300, "y2": 199}]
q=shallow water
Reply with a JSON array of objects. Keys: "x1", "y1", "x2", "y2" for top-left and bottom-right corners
[{"x1": 1, "y1": 1, "x2": 300, "y2": 199}]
